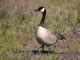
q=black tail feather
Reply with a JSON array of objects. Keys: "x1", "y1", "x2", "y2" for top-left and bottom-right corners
[{"x1": 60, "y1": 35, "x2": 66, "y2": 40}]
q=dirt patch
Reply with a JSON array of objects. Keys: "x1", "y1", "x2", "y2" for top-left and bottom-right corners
[
  {"x1": 23, "y1": 39, "x2": 41, "y2": 49},
  {"x1": 64, "y1": 28, "x2": 80, "y2": 40}
]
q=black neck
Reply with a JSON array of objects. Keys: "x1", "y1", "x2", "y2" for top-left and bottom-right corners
[{"x1": 39, "y1": 10, "x2": 46, "y2": 27}]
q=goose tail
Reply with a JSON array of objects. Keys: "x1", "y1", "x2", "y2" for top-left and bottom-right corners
[{"x1": 60, "y1": 35, "x2": 66, "y2": 40}]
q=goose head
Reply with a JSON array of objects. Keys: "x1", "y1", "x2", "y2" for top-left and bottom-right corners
[{"x1": 35, "y1": 6, "x2": 46, "y2": 13}]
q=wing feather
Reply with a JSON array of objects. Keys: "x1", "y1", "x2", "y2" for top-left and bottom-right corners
[{"x1": 47, "y1": 28, "x2": 65, "y2": 40}]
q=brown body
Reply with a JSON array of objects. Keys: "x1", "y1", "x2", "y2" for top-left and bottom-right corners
[{"x1": 36, "y1": 26, "x2": 64, "y2": 46}]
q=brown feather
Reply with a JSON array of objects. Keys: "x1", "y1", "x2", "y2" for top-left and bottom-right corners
[{"x1": 47, "y1": 28, "x2": 65, "y2": 40}]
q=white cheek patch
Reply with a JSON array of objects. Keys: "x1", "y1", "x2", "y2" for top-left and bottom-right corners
[{"x1": 40, "y1": 8, "x2": 45, "y2": 12}]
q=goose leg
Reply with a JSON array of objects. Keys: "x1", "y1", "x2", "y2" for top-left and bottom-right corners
[
  {"x1": 42, "y1": 45, "x2": 44, "y2": 51},
  {"x1": 48, "y1": 45, "x2": 51, "y2": 51},
  {"x1": 48, "y1": 46, "x2": 51, "y2": 54}
]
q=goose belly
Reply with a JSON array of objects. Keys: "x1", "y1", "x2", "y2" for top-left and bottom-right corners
[{"x1": 36, "y1": 26, "x2": 57, "y2": 46}]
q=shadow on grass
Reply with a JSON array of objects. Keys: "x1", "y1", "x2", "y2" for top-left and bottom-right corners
[
  {"x1": 13, "y1": 50, "x2": 54, "y2": 54},
  {"x1": 13, "y1": 50, "x2": 80, "y2": 55}
]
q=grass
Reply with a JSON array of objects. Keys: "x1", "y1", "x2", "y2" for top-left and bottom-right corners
[{"x1": 0, "y1": 0, "x2": 80, "y2": 60}]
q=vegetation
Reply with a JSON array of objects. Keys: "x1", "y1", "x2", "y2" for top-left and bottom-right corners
[{"x1": 0, "y1": 0, "x2": 80, "y2": 60}]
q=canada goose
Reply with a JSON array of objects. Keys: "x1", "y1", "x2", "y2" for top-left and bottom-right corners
[{"x1": 35, "y1": 6, "x2": 65, "y2": 51}]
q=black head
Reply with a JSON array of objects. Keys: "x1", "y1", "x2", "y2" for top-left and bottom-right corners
[{"x1": 35, "y1": 6, "x2": 46, "y2": 13}]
